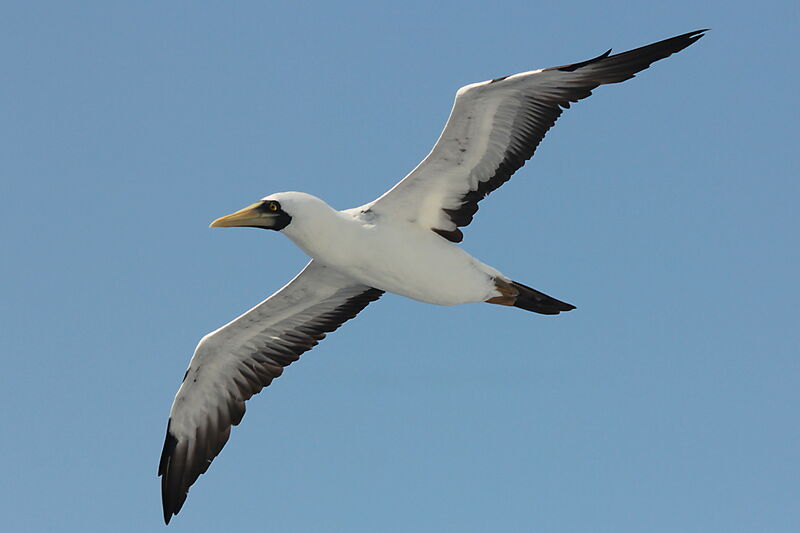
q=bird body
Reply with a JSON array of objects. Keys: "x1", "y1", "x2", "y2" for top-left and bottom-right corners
[
  {"x1": 270, "y1": 192, "x2": 503, "y2": 305},
  {"x1": 159, "y1": 30, "x2": 707, "y2": 523}
]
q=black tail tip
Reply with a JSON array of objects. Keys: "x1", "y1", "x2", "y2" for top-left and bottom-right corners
[{"x1": 511, "y1": 281, "x2": 576, "y2": 315}]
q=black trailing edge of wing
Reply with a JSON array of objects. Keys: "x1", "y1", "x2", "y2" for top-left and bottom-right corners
[{"x1": 434, "y1": 29, "x2": 707, "y2": 243}]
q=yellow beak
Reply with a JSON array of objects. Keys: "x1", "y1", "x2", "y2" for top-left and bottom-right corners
[{"x1": 209, "y1": 202, "x2": 277, "y2": 228}]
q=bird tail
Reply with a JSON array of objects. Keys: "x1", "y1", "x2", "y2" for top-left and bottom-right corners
[{"x1": 486, "y1": 278, "x2": 576, "y2": 315}]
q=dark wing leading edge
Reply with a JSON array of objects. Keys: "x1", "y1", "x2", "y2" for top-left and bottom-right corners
[
  {"x1": 366, "y1": 30, "x2": 706, "y2": 242},
  {"x1": 158, "y1": 260, "x2": 383, "y2": 523}
]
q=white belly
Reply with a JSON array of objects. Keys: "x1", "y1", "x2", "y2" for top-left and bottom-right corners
[
  {"x1": 343, "y1": 236, "x2": 500, "y2": 305},
  {"x1": 287, "y1": 217, "x2": 502, "y2": 305}
]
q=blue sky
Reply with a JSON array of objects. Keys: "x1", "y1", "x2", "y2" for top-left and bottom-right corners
[{"x1": 2, "y1": 1, "x2": 798, "y2": 532}]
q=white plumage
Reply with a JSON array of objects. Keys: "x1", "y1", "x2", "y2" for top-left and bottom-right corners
[
  {"x1": 159, "y1": 30, "x2": 706, "y2": 523},
  {"x1": 274, "y1": 192, "x2": 503, "y2": 305}
]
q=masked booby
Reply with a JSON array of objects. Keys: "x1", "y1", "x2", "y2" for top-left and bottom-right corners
[{"x1": 159, "y1": 29, "x2": 706, "y2": 523}]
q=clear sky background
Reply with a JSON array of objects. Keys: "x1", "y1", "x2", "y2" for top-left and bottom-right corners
[{"x1": 2, "y1": 1, "x2": 798, "y2": 532}]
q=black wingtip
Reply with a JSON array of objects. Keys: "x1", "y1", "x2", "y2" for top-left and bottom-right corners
[
  {"x1": 159, "y1": 421, "x2": 180, "y2": 525},
  {"x1": 551, "y1": 29, "x2": 707, "y2": 75},
  {"x1": 681, "y1": 28, "x2": 709, "y2": 45},
  {"x1": 649, "y1": 28, "x2": 709, "y2": 51}
]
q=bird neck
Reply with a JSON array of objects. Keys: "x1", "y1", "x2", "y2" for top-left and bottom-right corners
[{"x1": 281, "y1": 200, "x2": 353, "y2": 260}]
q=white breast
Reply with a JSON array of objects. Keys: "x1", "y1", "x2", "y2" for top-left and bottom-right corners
[{"x1": 282, "y1": 208, "x2": 502, "y2": 306}]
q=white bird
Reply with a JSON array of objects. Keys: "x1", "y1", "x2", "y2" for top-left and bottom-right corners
[{"x1": 159, "y1": 30, "x2": 705, "y2": 523}]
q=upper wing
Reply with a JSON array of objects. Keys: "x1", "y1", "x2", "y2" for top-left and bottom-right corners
[
  {"x1": 158, "y1": 260, "x2": 383, "y2": 523},
  {"x1": 366, "y1": 30, "x2": 706, "y2": 242}
]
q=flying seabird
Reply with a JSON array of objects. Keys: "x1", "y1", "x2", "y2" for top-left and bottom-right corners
[{"x1": 159, "y1": 29, "x2": 706, "y2": 523}]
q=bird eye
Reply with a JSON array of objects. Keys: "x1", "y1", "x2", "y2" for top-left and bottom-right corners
[{"x1": 267, "y1": 202, "x2": 279, "y2": 212}]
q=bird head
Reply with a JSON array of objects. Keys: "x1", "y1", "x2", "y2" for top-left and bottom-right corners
[{"x1": 209, "y1": 191, "x2": 336, "y2": 233}]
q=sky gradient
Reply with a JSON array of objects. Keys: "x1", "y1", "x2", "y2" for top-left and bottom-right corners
[{"x1": 2, "y1": 1, "x2": 798, "y2": 532}]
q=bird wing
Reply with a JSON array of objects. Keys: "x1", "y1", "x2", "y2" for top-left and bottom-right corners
[
  {"x1": 158, "y1": 260, "x2": 383, "y2": 523},
  {"x1": 365, "y1": 30, "x2": 705, "y2": 242}
]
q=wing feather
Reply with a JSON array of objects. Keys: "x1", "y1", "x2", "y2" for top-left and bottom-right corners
[
  {"x1": 158, "y1": 260, "x2": 382, "y2": 523},
  {"x1": 367, "y1": 30, "x2": 706, "y2": 242}
]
